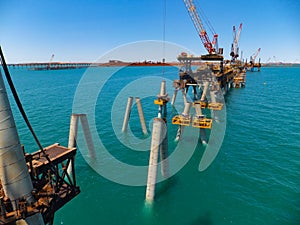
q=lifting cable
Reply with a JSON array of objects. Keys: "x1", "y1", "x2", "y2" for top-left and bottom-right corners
[
  {"x1": 0, "y1": 46, "x2": 54, "y2": 166},
  {"x1": 162, "y1": 0, "x2": 167, "y2": 77},
  {"x1": 195, "y1": 0, "x2": 216, "y2": 36}
]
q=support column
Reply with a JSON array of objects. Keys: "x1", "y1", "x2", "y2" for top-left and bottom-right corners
[
  {"x1": 175, "y1": 102, "x2": 191, "y2": 141},
  {"x1": 67, "y1": 114, "x2": 79, "y2": 178},
  {"x1": 194, "y1": 103, "x2": 207, "y2": 144},
  {"x1": 80, "y1": 114, "x2": 96, "y2": 158},
  {"x1": 136, "y1": 97, "x2": 148, "y2": 135},
  {"x1": 145, "y1": 118, "x2": 164, "y2": 202},
  {"x1": 68, "y1": 114, "x2": 79, "y2": 149},
  {"x1": 210, "y1": 91, "x2": 216, "y2": 104},
  {"x1": 146, "y1": 80, "x2": 170, "y2": 202},
  {"x1": 157, "y1": 81, "x2": 169, "y2": 178},
  {"x1": 171, "y1": 89, "x2": 178, "y2": 106},
  {"x1": 200, "y1": 81, "x2": 209, "y2": 102},
  {"x1": 122, "y1": 97, "x2": 133, "y2": 132},
  {"x1": 159, "y1": 80, "x2": 166, "y2": 97},
  {"x1": 193, "y1": 86, "x2": 197, "y2": 100},
  {"x1": 182, "y1": 90, "x2": 187, "y2": 105},
  {"x1": 160, "y1": 125, "x2": 169, "y2": 178},
  {"x1": 194, "y1": 102, "x2": 202, "y2": 117},
  {"x1": 182, "y1": 102, "x2": 192, "y2": 116},
  {"x1": 210, "y1": 90, "x2": 219, "y2": 121}
]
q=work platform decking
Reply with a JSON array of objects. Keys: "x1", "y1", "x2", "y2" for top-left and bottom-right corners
[
  {"x1": 171, "y1": 53, "x2": 246, "y2": 136},
  {"x1": 0, "y1": 143, "x2": 80, "y2": 225},
  {"x1": 177, "y1": 53, "x2": 234, "y2": 92},
  {"x1": 177, "y1": 53, "x2": 246, "y2": 92},
  {"x1": 27, "y1": 143, "x2": 76, "y2": 176}
]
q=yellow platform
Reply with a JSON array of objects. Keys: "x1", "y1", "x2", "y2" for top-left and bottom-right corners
[
  {"x1": 192, "y1": 117, "x2": 212, "y2": 129},
  {"x1": 193, "y1": 101, "x2": 207, "y2": 108},
  {"x1": 172, "y1": 115, "x2": 191, "y2": 126},
  {"x1": 208, "y1": 102, "x2": 223, "y2": 110},
  {"x1": 154, "y1": 99, "x2": 169, "y2": 105}
]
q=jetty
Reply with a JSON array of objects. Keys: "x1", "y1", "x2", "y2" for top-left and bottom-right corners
[{"x1": 8, "y1": 62, "x2": 91, "y2": 70}]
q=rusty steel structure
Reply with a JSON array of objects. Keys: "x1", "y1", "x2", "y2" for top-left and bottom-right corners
[
  {"x1": 0, "y1": 144, "x2": 80, "y2": 225},
  {"x1": 248, "y1": 48, "x2": 262, "y2": 72},
  {"x1": 0, "y1": 46, "x2": 80, "y2": 225}
]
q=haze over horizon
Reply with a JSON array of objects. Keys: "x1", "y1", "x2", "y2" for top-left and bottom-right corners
[{"x1": 1, "y1": 0, "x2": 300, "y2": 64}]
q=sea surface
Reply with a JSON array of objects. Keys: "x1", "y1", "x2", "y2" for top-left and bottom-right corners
[{"x1": 4, "y1": 65, "x2": 300, "y2": 225}]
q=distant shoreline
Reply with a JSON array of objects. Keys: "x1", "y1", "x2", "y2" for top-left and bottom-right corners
[
  {"x1": 262, "y1": 63, "x2": 300, "y2": 67},
  {"x1": 7, "y1": 61, "x2": 300, "y2": 68},
  {"x1": 7, "y1": 61, "x2": 179, "y2": 69},
  {"x1": 96, "y1": 61, "x2": 179, "y2": 67}
]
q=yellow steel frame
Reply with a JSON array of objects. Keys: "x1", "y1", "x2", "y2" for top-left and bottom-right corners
[
  {"x1": 192, "y1": 118, "x2": 212, "y2": 129},
  {"x1": 233, "y1": 76, "x2": 245, "y2": 88},
  {"x1": 172, "y1": 115, "x2": 191, "y2": 126},
  {"x1": 234, "y1": 76, "x2": 244, "y2": 81},
  {"x1": 208, "y1": 102, "x2": 223, "y2": 110},
  {"x1": 154, "y1": 99, "x2": 166, "y2": 105},
  {"x1": 194, "y1": 101, "x2": 207, "y2": 108},
  {"x1": 200, "y1": 101, "x2": 207, "y2": 108}
]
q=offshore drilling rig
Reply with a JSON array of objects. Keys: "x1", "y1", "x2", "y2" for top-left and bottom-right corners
[{"x1": 0, "y1": 47, "x2": 80, "y2": 225}]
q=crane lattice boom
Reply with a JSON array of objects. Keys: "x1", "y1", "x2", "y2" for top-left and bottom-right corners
[{"x1": 183, "y1": 0, "x2": 218, "y2": 54}]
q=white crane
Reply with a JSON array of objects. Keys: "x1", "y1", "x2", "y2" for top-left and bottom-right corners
[
  {"x1": 250, "y1": 48, "x2": 261, "y2": 64},
  {"x1": 230, "y1": 23, "x2": 242, "y2": 61}
]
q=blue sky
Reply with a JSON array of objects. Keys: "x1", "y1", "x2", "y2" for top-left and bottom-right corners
[{"x1": 1, "y1": 0, "x2": 300, "y2": 63}]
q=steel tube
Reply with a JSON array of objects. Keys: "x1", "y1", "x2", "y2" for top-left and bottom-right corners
[
  {"x1": 136, "y1": 97, "x2": 148, "y2": 135},
  {"x1": 145, "y1": 118, "x2": 164, "y2": 202},
  {"x1": 122, "y1": 97, "x2": 133, "y2": 132}
]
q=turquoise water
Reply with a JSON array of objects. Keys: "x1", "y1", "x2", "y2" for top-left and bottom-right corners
[{"x1": 5, "y1": 66, "x2": 300, "y2": 225}]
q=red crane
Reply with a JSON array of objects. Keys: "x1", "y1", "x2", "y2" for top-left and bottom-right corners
[{"x1": 183, "y1": 0, "x2": 219, "y2": 54}]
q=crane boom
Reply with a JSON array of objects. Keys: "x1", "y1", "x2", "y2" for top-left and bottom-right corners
[
  {"x1": 250, "y1": 48, "x2": 261, "y2": 63},
  {"x1": 253, "y1": 48, "x2": 261, "y2": 60},
  {"x1": 49, "y1": 54, "x2": 54, "y2": 62},
  {"x1": 230, "y1": 23, "x2": 242, "y2": 60},
  {"x1": 183, "y1": 0, "x2": 218, "y2": 54},
  {"x1": 235, "y1": 23, "x2": 242, "y2": 45}
]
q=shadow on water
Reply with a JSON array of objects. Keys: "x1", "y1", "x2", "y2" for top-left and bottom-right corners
[
  {"x1": 190, "y1": 212, "x2": 213, "y2": 225},
  {"x1": 155, "y1": 176, "x2": 178, "y2": 198},
  {"x1": 142, "y1": 177, "x2": 179, "y2": 225},
  {"x1": 142, "y1": 177, "x2": 178, "y2": 214}
]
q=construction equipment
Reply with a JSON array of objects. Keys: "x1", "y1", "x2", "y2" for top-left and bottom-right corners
[
  {"x1": 172, "y1": 115, "x2": 192, "y2": 126},
  {"x1": 230, "y1": 23, "x2": 242, "y2": 61},
  {"x1": 249, "y1": 48, "x2": 261, "y2": 71},
  {"x1": 183, "y1": 0, "x2": 221, "y2": 55},
  {"x1": 0, "y1": 47, "x2": 80, "y2": 225},
  {"x1": 192, "y1": 116, "x2": 212, "y2": 129},
  {"x1": 250, "y1": 48, "x2": 261, "y2": 64}
]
